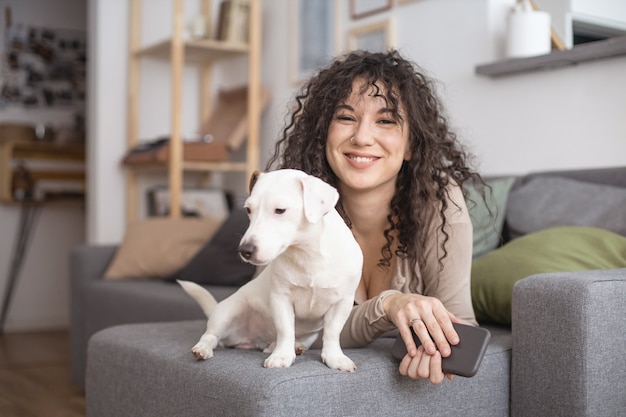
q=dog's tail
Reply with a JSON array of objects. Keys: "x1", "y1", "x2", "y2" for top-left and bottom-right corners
[{"x1": 177, "y1": 280, "x2": 218, "y2": 317}]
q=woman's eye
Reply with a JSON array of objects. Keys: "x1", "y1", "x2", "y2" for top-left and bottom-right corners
[
  {"x1": 275, "y1": 208, "x2": 286, "y2": 214},
  {"x1": 335, "y1": 114, "x2": 354, "y2": 121}
]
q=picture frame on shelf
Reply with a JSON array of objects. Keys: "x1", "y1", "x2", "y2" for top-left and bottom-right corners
[
  {"x1": 347, "y1": 18, "x2": 395, "y2": 53},
  {"x1": 289, "y1": 0, "x2": 338, "y2": 84},
  {"x1": 350, "y1": 0, "x2": 391, "y2": 20},
  {"x1": 148, "y1": 187, "x2": 231, "y2": 219}
]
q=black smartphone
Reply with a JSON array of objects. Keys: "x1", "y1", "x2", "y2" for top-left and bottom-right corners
[{"x1": 391, "y1": 322, "x2": 491, "y2": 377}]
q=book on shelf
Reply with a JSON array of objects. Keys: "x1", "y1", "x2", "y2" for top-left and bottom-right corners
[{"x1": 216, "y1": 0, "x2": 250, "y2": 44}]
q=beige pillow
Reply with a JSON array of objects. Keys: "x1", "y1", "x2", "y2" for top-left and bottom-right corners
[{"x1": 104, "y1": 217, "x2": 224, "y2": 280}]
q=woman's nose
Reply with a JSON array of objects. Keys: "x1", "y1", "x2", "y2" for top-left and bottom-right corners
[{"x1": 352, "y1": 123, "x2": 375, "y2": 146}]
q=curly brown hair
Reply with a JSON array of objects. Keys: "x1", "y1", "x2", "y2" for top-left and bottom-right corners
[{"x1": 266, "y1": 49, "x2": 483, "y2": 285}]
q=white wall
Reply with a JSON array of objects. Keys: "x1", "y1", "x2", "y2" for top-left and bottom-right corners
[
  {"x1": 86, "y1": 0, "x2": 128, "y2": 245},
  {"x1": 0, "y1": 0, "x2": 86, "y2": 331}
]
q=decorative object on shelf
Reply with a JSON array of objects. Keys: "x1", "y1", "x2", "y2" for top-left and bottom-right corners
[
  {"x1": 11, "y1": 162, "x2": 35, "y2": 201},
  {"x1": 528, "y1": 0, "x2": 565, "y2": 51},
  {"x1": 347, "y1": 18, "x2": 395, "y2": 53},
  {"x1": 216, "y1": 0, "x2": 250, "y2": 44},
  {"x1": 350, "y1": 0, "x2": 391, "y2": 20},
  {"x1": 189, "y1": 15, "x2": 209, "y2": 39},
  {"x1": 148, "y1": 187, "x2": 230, "y2": 219},
  {"x1": 506, "y1": 0, "x2": 551, "y2": 58},
  {"x1": 122, "y1": 136, "x2": 229, "y2": 165},
  {"x1": 290, "y1": 0, "x2": 336, "y2": 84}
]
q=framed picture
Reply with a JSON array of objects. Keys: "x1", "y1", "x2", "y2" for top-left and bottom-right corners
[
  {"x1": 350, "y1": 0, "x2": 391, "y2": 20},
  {"x1": 289, "y1": 0, "x2": 338, "y2": 84},
  {"x1": 148, "y1": 187, "x2": 231, "y2": 219},
  {"x1": 397, "y1": 0, "x2": 420, "y2": 5},
  {"x1": 347, "y1": 18, "x2": 395, "y2": 52}
]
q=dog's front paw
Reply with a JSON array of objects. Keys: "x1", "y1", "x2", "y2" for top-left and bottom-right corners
[
  {"x1": 321, "y1": 352, "x2": 356, "y2": 372},
  {"x1": 191, "y1": 342, "x2": 214, "y2": 360},
  {"x1": 264, "y1": 351, "x2": 296, "y2": 368}
]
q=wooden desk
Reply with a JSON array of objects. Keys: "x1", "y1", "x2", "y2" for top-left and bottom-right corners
[{"x1": 0, "y1": 139, "x2": 85, "y2": 203}]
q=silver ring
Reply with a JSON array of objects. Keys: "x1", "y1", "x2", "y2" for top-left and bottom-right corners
[
  {"x1": 350, "y1": 135, "x2": 356, "y2": 144},
  {"x1": 409, "y1": 318, "x2": 423, "y2": 326}
]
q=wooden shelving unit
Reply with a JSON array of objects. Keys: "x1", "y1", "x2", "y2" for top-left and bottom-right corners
[
  {"x1": 0, "y1": 139, "x2": 85, "y2": 203},
  {"x1": 126, "y1": 0, "x2": 262, "y2": 222}
]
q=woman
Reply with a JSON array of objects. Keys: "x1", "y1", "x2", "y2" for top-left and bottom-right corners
[{"x1": 266, "y1": 49, "x2": 482, "y2": 384}]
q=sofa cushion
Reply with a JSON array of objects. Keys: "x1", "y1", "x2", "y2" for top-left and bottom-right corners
[
  {"x1": 166, "y1": 208, "x2": 256, "y2": 286},
  {"x1": 87, "y1": 320, "x2": 512, "y2": 417},
  {"x1": 104, "y1": 218, "x2": 223, "y2": 280},
  {"x1": 506, "y1": 176, "x2": 626, "y2": 240},
  {"x1": 466, "y1": 177, "x2": 515, "y2": 259},
  {"x1": 471, "y1": 226, "x2": 626, "y2": 325}
]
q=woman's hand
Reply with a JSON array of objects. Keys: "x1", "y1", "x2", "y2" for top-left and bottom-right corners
[{"x1": 383, "y1": 293, "x2": 462, "y2": 383}]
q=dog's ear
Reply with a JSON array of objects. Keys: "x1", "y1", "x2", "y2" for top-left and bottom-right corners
[
  {"x1": 300, "y1": 175, "x2": 339, "y2": 224},
  {"x1": 249, "y1": 171, "x2": 262, "y2": 193}
]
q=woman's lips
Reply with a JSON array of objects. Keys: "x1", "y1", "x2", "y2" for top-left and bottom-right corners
[{"x1": 345, "y1": 153, "x2": 379, "y2": 167}]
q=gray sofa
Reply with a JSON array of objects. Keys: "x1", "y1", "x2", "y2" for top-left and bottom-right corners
[{"x1": 71, "y1": 166, "x2": 626, "y2": 416}]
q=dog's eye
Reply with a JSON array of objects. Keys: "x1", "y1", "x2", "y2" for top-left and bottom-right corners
[
  {"x1": 275, "y1": 208, "x2": 286, "y2": 215},
  {"x1": 245, "y1": 207, "x2": 251, "y2": 215}
]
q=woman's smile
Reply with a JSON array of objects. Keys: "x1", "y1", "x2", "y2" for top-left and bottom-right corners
[{"x1": 345, "y1": 152, "x2": 380, "y2": 167}]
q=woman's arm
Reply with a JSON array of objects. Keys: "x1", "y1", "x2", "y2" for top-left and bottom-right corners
[{"x1": 339, "y1": 289, "x2": 401, "y2": 348}]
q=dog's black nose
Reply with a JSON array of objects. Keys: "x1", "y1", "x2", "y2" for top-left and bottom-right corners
[{"x1": 238, "y1": 243, "x2": 256, "y2": 260}]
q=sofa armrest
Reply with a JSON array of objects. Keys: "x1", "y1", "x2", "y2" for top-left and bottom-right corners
[
  {"x1": 511, "y1": 268, "x2": 626, "y2": 417},
  {"x1": 70, "y1": 244, "x2": 117, "y2": 285},
  {"x1": 69, "y1": 244, "x2": 117, "y2": 385}
]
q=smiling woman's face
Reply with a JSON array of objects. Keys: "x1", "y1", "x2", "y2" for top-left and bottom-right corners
[{"x1": 325, "y1": 77, "x2": 411, "y2": 197}]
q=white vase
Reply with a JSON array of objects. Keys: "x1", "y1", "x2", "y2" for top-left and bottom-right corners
[{"x1": 506, "y1": 1, "x2": 551, "y2": 58}]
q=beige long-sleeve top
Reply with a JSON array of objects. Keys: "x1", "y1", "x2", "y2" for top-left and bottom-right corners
[{"x1": 339, "y1": 184, "x2": 477, "y2": 348}]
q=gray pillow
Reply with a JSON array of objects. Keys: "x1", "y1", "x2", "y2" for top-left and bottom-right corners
[
  {"x1": 466, "y1": 177, "x2": 515, "y2": 259},
  {"x1": 506, "y1": 176, "x2": 626, "y2": 240},
  {"x1": 167, "y1": 208, "x2": 256, "y2": 286}
]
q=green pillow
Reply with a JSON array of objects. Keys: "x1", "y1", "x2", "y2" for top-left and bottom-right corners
[
  {"x1": 466, "y1": 177, "x2": 515, "y2": 259},
  {"x1": 471, "y1": 226, "x2": 626, "y2": 325}
]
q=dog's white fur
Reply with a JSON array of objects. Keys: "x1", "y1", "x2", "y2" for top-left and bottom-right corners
[{"x1": 178, "y1": 169, "x2": 363, "y2": 371}]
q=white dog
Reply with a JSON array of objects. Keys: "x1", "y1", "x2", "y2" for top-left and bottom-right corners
[{"x1": 178, "y1": 169, "x2": 363, "y2": 371}]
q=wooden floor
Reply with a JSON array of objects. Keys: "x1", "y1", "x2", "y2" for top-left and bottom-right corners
[{"x1": 0, "y1": 329, "x2": 85, "y2": 417}]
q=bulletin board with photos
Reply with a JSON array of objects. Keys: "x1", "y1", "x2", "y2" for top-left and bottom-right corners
[{"x1": 1, "y1": 22, "x2": 86, "y2": 110}]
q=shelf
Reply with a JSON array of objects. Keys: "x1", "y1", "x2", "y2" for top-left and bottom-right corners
[
  {"x1": 126, "y1": 160, "x2": 248, "y2": 172},
  {"x1": 475, "y1": 35, "x2": 626, "y2": 77},
  {"x1": 0, "y1": 139, "x2": 86, "y2": 203},
  {"x1": 126, "y1": 0, "x2": 262, "y2": 221},
  {"x1": 10, "y1": 141, "x2": 85, "y2": 161},
  {"x1": 183, "y1": 161, "x2": 248, "y2": 171},
  {"x1": 135, "y1": 38, "x2": 249, "y2": 62}
]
